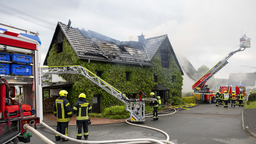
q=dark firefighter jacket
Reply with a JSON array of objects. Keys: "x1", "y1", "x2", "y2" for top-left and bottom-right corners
[
  {"x1": 53, "y1": 96, "x2": 72, "y2": 122},
  {"x1": 73, "y1": 98, "x2": 92, "y2": 121},
  {"x1": 215, "y1": 92, "x2": 221, "y2": 99},
  {"x1": 150, "y1": 96, "x2": 159, "y2": 108}
]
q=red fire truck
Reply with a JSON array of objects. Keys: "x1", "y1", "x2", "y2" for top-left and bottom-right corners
[
  {"x1": 0, "y1": 23, "x2": 42, "y2": 144},
  {"x1": 218, "y1": 85, "x2": 246, "y2": 101},
  {"x1": 192, "y1": 35, "x2": 251, "y2": 104}
]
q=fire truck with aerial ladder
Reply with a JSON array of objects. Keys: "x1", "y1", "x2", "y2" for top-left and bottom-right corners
[
  {"x1": 192, "y1": 35, "x2": 251, "y2": 103},
  {"x1": 0, "y1": 23, "x2": 152, "y2": 144}
]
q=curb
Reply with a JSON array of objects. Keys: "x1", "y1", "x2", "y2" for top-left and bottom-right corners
[{"x1": 242, "y1": 108, "x2": 256, "y2": 139}]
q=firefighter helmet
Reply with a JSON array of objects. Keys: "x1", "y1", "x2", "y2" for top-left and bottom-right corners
[
  {"x1": 150, "y1": 92, "x2": 155, "y2": 96},
  {"x1": 79, "y1": 93, "x2": 86, "y2": 98},
  {"x1": 217, "y1": 91, "x2": 219, "y2": 93},
  {"x1": 232, "y1": 91, "x2": 235, "y2": 93},
  {"x1": 59, "y1": 90, "x2": 68, "y2": 96},
  {"x1": 224, "y1": 91, "x2": 227, "y2": 93}
]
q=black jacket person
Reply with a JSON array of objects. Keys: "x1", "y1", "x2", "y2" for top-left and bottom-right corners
[
  {"x1": 149, "y1": 92, "x2": 159, "y2": 121},
  {"x1": 73, "y1": 93, "x2": 92, "y2": 140},
  {"x1": 53, "y1": 90, "x2": 72, "y2": 142}
]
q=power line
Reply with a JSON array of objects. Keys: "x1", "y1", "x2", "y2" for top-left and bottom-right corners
[
  {"x1": 0, "y1": 3, "x2": 55, "y2": 29},
  {"x1": 0, "y1": 9, "x2": 53, "y2": 30}
]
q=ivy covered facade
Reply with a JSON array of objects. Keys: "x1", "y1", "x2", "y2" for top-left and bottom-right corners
[{"x1": 44, "y1": 22, "x2": 183, "y2": 113}]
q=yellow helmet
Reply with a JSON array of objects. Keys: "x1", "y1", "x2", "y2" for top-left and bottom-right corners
[
  {"x1": 224, "y1": 91, "x2": 227, "y2": 93},
  {"x1": 79, "y1": 93, "x2": 86, "y2": 98},
  {"x1": 217, "y1": 91, "x2": 219, "y2": 93},
  {"x1": 59, "y1": 90, "x2": 68, "y2": 96},
  {"x1": 232, "y1": 91, "x2": 235, "y2": 93},
  {"x1": 150, "y1": 92, "x2": 155, "y2": 96}
]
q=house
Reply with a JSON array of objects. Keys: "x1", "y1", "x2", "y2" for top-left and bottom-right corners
[
  {"x1": 43, "y1": 21, "x2": 183, "y2": 113},
  {"x1": 228, "y1": 72, "x2": 256, "y2": 90}
]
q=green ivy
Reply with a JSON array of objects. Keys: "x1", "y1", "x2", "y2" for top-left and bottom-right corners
[{"x1": 47, "y1": 38, "x2": 183, "y2": 111}]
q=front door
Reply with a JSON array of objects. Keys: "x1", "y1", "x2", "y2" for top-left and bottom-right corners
[{"x1": 92, "y1": 94, "x2": 101, "y2": 113}]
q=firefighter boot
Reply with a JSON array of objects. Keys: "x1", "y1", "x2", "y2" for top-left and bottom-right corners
[
  {"x1": 77, "y1": 136, "x2": 82, "y2": 140},
  {"x1": 84, "y1": 135, "x2": 88, "y2": 140}
]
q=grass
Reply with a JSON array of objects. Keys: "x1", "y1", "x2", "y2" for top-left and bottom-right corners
[{"x1": 245, "y1": 101, "x2": 256, "y2": 109}]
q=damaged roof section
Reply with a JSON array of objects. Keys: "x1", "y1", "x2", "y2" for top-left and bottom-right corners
[{"x1": 44, "y1": 21, "x2": 183, "y2": 74}]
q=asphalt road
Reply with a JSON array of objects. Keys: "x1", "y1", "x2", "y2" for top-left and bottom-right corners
[{"x1": 25, "y1": 104, "x2": 256, "y2": 144}]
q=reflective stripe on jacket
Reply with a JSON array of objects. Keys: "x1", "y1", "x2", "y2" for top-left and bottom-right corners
[
  {"x1": 224, "y1": 93, "x2": 229, "y2": 101},
  {"x1": 73, "y1": 98, "x2": 92, "y2": 121},
  {"x1": 53, "y1": 97, "x2": 72, "y2": 122}
]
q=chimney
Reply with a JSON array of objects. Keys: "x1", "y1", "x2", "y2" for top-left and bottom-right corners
[{"x1": 138, "y1": 33, "x2": 145, "y2": 44}]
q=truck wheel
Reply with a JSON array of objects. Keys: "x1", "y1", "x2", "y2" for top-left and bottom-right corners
[{"x1": 212, "y1": 97, "x2": 216, "y2": 103}]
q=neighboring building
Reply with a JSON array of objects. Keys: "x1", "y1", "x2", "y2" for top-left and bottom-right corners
[
  {"x1": 43, "y1": 21, "x2": 183, "y2": 113},
  {"x1": 228, "y1": 72, "x2": 256, "y2": 89}
]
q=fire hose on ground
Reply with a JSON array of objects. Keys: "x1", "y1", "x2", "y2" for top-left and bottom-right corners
[{"x1": 25, "y1": 108, "x2": 178, "y2": 144}]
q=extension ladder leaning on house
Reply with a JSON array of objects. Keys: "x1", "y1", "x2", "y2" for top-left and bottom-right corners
[{"x1": 41, "y1": 65, "x2": 155, "y2": 122}]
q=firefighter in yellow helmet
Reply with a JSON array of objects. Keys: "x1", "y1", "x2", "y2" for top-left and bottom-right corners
[
  {"x1": 73, "y1": 93, "x2": 92, "y2": 140},
  {"x1": 149, "y1": 92, "x2": 159, "y2": 121},
  {"x1": 223, "y1": 91, "x2": 229, "y2": 108},
  {"x1": 238, "y1": 91, "x2": 244, "y2": 107},
  {"x1": 215, "y1": 91, "x2": 221, "y2": 106},
  {"x1": 231, "y1": 91, "x2": 236, "y2": 107},
  {"x1": 53, "y1": 90, "x2": 72, "y2": 142}
]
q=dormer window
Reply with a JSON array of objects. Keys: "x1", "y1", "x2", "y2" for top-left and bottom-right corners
[{"x1": 160, "y1": 49, "x2": 169, "y2": 68}]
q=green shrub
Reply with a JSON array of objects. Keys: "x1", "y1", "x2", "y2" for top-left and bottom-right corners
[
  {"x1": 102, "y1": 105, "x2": 130, "y2": 119},
  {"x1": 248, "y1": 93, "x2": 256, "y2": 102},
  {"x1": 169, "y1": 96, "x2": 184, "y2": 105},
  {"x1": 182, "y1": 96, "x2": 196, "y2": 103}
]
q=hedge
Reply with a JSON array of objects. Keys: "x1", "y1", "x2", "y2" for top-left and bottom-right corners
[{"x1": 182, "y1": 96, "x2": 196, "y2": 103}]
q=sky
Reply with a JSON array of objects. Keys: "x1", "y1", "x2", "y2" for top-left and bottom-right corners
[{"x1": 1, "y1": 0, "x2": 256, "y2": 80}]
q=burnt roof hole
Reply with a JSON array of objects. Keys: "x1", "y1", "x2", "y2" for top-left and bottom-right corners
[{"x1": 118, "y1": 45, "x2": 127, "y2": 52}]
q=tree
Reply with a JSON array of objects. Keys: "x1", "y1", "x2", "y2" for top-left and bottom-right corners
[{"x1": 197, "y1": 65, "x2": 215, "y2": 89}]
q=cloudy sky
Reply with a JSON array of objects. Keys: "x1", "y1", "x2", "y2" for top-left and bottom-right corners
[{"x1": 1, "y1": 0, "x2": 256, "y2": 79}]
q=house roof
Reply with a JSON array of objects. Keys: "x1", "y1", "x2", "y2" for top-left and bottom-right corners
[
  {"x1": 228, "y1": 73, "x2": 256, "y2": 86},
  {"x1": 44, "y1": 21, "x2": 183, "y2": 75}
]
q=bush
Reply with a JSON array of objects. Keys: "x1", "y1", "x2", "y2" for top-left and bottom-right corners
[
  {"x1": 168, "y1": 96, "x2": 184, "y2": 105},
  {"x1": 248, "y1": 93, "x2": 256, "y2": 102},
  {"x1": 182, "y1": 96, "x2": 196, "y2": 103},
  {"x1": 102, "y1": 105, "x2": 130, "y2": 119}
]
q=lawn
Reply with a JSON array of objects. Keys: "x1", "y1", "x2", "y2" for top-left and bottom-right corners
[{"x1": 245, "y1": 101, "x2": 256, "y2": 109}]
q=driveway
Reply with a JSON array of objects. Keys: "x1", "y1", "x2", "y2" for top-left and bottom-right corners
[{"x1": 25, "y1": 104, "x2": 256, "y2": 144}]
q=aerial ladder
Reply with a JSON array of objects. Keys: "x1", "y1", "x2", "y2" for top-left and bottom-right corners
[
  {"x1": 41, "y1": 65, "x2": 150, "y2": 122},
  {"x1": 192, "y1": 35, "x2": 251, "y2": 103}
]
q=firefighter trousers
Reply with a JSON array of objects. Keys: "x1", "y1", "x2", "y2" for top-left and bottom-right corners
[
  {"x1": 224, "y1": 100, "x2": 228, "y2": 108},
  {"x1": 231, "y1": 100, "x2": 236, "y2": 107},
  {"x1": 77, "y1": 120, "x2": 89, "y2": 139},
  {"x1": 55, "y1": 122, "x2": 69, "y2": 141},
  {"x1": 239, "y1": 100, "x2": 243, "y2": 107},
  {"x1": 153, "y1": 107, "x2": 158, "y2": 120}
]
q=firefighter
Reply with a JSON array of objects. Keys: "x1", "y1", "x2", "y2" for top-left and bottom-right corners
[
  {"x1": 238, "y1": 92, "x2": 244, "y2": 107},
  {"x1": 53, "y1": 90, "x2": 72, "y2": 142},
  {"x1": 149, "y1": 92, "x2": 159, "y2": 121},
  {"x1": 231, "y1": 91, "x2": 236, "y2": 107},
  {"x1": 223, "y1": 91, "x2": 229, "y2": 108},
  {"x1": 73, "y1": 93, "x2": 92, "y2": 140},
  {"x1": 215, "y1": 91, "x2": 221, "y2": 106},
  {"x1": 219, "y1": 92, "x2": 224, "y2": 105}
]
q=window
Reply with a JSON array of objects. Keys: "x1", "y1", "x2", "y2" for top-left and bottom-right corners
[
  {"x1": 126, "y1": 72, "x2": 131, "y2": 81},
  {"x1": 160, "y1": 50, "x2": 169, "y2": 68},
  {"x1": 57, "y1": 42, "x2": 63, "y2": 53},
  {"x1": 95, "y1": 70, "x2": 103, "y2": 78},
  {"x1": 172, "y1": 76, "x2": 174, "y2": 83},
  {"x1": 154, "y1": 74, "x2": 158, "y2": 82}
]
